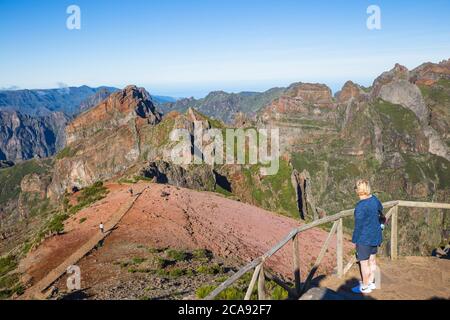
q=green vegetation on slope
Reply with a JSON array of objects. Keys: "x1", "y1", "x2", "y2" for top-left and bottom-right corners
[
  {"x1": 55, "y1": 146, "x2": 77, "y2": 160},
  {"x1": 373, "y1": 99, "x2": 419, "y2": 135},
  {"x1": 0, "y1": 159, "x2": 52, "y2": 206}
]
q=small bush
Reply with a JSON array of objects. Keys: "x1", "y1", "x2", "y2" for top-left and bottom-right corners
[
  {"x1": 46, "y1": 213, "x2": 69, "y2": 234},
  {"x1": 193, "y1": 249, "x2": 212, "y2": 261},
  {"x1": 166, "y1": 249, "x2": 190, "y2": 261},
  {"x1": 195, "y1": 285, "x2": 244, "y2": 300},
  {"x1": 132, "y1": 257, "x2": 146, "y2": 265},
  {"x1": 0, "y1": 256, "x2": 17, "y2": 277},
  {"x1": 196, "y1": 264, "x2": 223, "y2": 275},
  {"x1": 68, "y1": 181, "x2": 109, "y2": 215},
  {"x1": 156, "y1": 257, "x2": 173, "y2": 269},
  {"x1": 79, "y1": 217, "x2": 87, "y2": 224},
  {"x1": 56, "y1": 146, "x2": 76, "y2": 160}
]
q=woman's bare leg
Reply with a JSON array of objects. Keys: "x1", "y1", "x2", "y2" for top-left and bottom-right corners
[
  {"x1": 368, "y1": 254, "x2": 377, "y2": 284},
  {"x1": 359, "y1": 260, "x2": 371, "y2": 287}
]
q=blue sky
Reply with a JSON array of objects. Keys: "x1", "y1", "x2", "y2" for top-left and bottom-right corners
[{"x1": 0, "y1": 0, "x2": 449, "y2": 97}]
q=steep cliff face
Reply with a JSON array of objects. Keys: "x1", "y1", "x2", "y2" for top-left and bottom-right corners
[
  {"x1": 66, "y1": 85, "x2": 161, "y2": 144},
  {"x1": 0, "y1": 86, "x2": 117, "y2": 162},
  {"x1": 372, "y1": 62, "x2": 450, "y2": 161},
  {"x1": 0, "y1": 111, "x2": 69, "y2": 161},
  {"x1": 258, "y1": 83, "x2": 338, "y2": 154},
  {"x1": 49, "y1": 86, "x2": 162, "y2": 196},
  {"x1": 253, "y1": 61, "x2": 450, "y2": 255}
]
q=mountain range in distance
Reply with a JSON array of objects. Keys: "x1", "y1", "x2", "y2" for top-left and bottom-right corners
[
  {"x1": 0, "y1": 85, "x2": 179, "y2": 116},
  {"x1": 1, "y1": 58, "x2": 450, "y2": 163}
]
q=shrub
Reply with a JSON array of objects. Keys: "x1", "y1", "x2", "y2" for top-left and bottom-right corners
[
  {"x1": 166, "y1": 249, "x2": 190, "y2": 261},
  {"x1": 156, "y1": 257, "x2": 173, "y2": 269},
  {"x1": 55, "y1": 146, "x2": 76, "y2": 160},
  {"x1": 0, "y1": 256, "x2": 17, "y2": 277},
  {"x1": 196, "y1": 264, "x2": 223, "y2": 275},
  {"x1": 195, "y1": 285, "x2": 244, "y2": 300},
  {"x1": 193, "y1": 249, "x2": 212, "y2": 261},
  {"x1": 67, "y1": 181, "x2": 109, "y2": 215},
  {"x1": 132, "y1": 257, "x2": 146, "y2": 265}
]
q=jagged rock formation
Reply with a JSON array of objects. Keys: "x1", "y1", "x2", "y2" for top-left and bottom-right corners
[
  {"x1": 49, "y1": 86, "x2": 162, "y2": 196},
  {"x1": 139, "y1": 160, "x2": 216, "y2": 191},
  {"x1": 0, "y1": 86, "x2": 118, "y2": 161},
  {"x1": 0, "y1": 110, "x2": 69, "y2": 161},
  {"x1": 291, "y1": 169, "x2": 319, "y2": 220},
  {"x1": 256, "y1": 60, "x2": 450, "y2": 255},
  {"x1": 65, "y1": 85, "x2": 161, "y2": 144},
  {"x1": 372, "y1": 63, "x2": 450, "y2": 161}
]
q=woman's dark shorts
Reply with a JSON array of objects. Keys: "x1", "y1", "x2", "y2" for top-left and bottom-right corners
[{"x1": 356, "y1": 244, "x2": 378, "y2": 261}]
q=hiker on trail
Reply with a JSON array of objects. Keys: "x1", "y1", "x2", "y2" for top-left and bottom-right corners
[
  {"x1": 129, "y1": 188, "x2": 134, "y2": 196},
  {"x1": 351, "y1": 179, "x2": 383, "y2": 294},
  {"x1": 99, "y1": 222, "x2": 104, "y2": 234}
]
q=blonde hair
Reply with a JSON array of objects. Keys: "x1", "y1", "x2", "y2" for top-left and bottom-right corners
[{"x1": 355, "y1": 179, "x2": 371, "y2": 196}]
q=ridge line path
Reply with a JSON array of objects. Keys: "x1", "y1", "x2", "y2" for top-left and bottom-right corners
[{"x1": 21, "y1": 186, "x2": 148, "y2": 300}]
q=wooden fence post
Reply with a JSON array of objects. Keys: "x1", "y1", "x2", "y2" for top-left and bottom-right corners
[
  {"x1": 244, "y1": 264, "x2": 262, "y2": 300},
  {"x1": 258, "y1": 262, "x2": 266, "y2": 300},
  {"x1": 292, "y1": 233, "x2": 301, "y2": 296},
  {"x1": 390, "y1": 206, "x2": 398, "y2": 260},
  {"x1": 337, "y1": 218, "x2": 343, "y2": 278}
]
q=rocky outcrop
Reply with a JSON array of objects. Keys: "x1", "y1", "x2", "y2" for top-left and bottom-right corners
[
  {"x1": 139, "y1": 160, "x2": 216, "y2": 191},
  {"x1": 291, "y1": 169, "x2": 319, "y2": 220},
  {"x1": 410, "y1": 59, "x2": 450, "y2": 86},
  {"x1": 49, "y1": 86, "x2": 163, "y2": 196},
  {"x1": 337, "y1": 81, "x2": 366, "y2": 103},
  {"x1": 20, "y1": 173, "x2": 50, "y2": 199},
  {"x1": 285, "y1": 83, "x2": 335, "y2": 108},
  {"x1": 372, "y1": 64, "x2": 450, "y2": 161},
  {"x1": 0, "y1": 110, "x2": 69, "y2": 161},
  {"x1": 66, "y1": 85, "x2": 161, "y2": 144}
]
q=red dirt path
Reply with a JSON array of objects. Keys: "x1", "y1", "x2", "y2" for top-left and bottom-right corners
[{"x1": 19, "y1": 182, "x2": 352, "y2": 290}]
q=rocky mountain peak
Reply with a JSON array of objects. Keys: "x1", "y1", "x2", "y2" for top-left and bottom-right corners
[
  {"x1": 337, "y1": 81, "x2": 365, "y2": 103},
  {"x1": 285, "y1": 83, "x2": 334, "y2": 107},
  {"x1": 66, "y1": 85, "x2": 161, "y2": 145},
  {"x1": 410, "y1": 59, "x2": 450, "y2": 86}
]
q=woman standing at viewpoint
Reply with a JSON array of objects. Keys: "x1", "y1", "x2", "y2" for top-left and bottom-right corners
[{"x1": 351, "y1": 180, "x2": 383, "y2": 294}]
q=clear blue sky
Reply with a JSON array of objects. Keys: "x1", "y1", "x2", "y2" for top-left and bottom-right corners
[{"x1": 1, "y1": 0, "x2": 449, "y2": 97}]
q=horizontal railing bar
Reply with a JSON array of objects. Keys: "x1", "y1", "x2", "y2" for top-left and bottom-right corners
[
  {"x1": 397, "y1": 201, "x2": 450, "y2": 209},
  {"x1": 295, "y1": 200, "x2": 399, "y2": 235}
]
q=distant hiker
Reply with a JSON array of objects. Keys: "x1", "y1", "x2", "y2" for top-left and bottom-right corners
[
  {"x1": 351, "y1": 179, "x2": 383, "y2": 294},
  {"x1": 129, "y1": 188, "x2": 134, "y2": 196},
  {"x1": 99, "y1": 222, "x2": 104, "y2": 234}
]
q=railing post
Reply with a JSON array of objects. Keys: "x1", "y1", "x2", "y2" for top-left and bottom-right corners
[
  {"x1": 337, "y1": 218, "x2": 343, "y2": 278},
  {"x1": 244, "y1": 264, "x2": 262, "y2": 300},
  {"x1": 390, "y1": 205, "x2": 398, "y2": 260},
  {"x1": 258, "y1": 262, "x2": 266, "y2": 300},
  {"x1": 292, "y1": 233, "x2": 301, "y2": 296}
]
